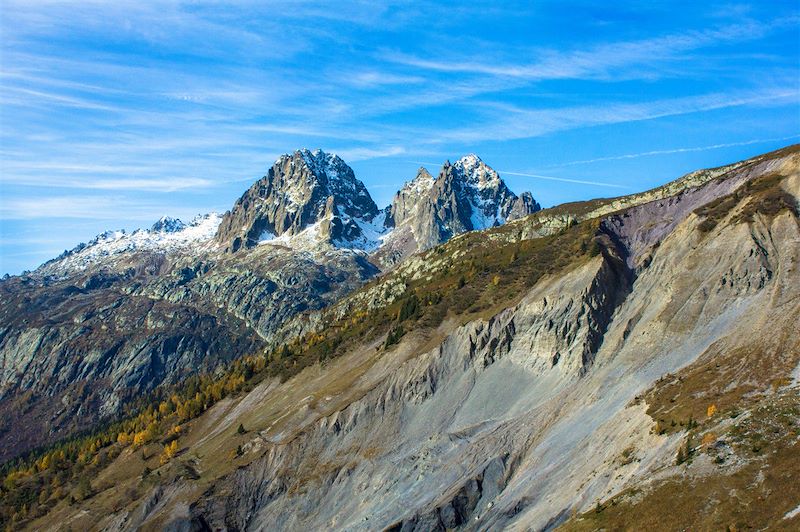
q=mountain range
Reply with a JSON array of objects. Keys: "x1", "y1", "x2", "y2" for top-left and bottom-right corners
[
  {"x1": 0, "y1": 150, "x2": 539, "y2": 463},
  {"x1": 0, "y1": 145, "x2": 798, "y2": 531}
]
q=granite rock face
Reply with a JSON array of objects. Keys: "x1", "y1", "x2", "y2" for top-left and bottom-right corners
[
  {"x1": 378, "y1": 154, "x2": 541, "y2": 266},
  {"x1": 215, "y1": 149, "x2": 380, "y2": 253}
]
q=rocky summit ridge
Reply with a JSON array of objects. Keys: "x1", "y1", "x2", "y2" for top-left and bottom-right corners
[
  {"x1": 380, "y1": 153, "x2": 540, "y2": 265},
  {"x1": 34, "y1": 149, "x2": 537, "y2": 280},
  {"x1": 214, "y1": 149, "x2": 381, "y2": 253},
  {"x1": 214, "y1": 149, "x2": 540, "y2": 259}
]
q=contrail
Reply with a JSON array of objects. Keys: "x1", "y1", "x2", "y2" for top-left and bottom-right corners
[
  {"x1": 498, "y1": 171, "x2": 628, "y2": 189},
  {"x1": 411, "y1": 160, "x2": 444, "y2": 167},
  {"x1": 550, "y1": 135, "x2": 800, "y2": 167}
]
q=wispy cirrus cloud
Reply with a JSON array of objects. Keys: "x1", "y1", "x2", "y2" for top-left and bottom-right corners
[
  {"x1": 412, "y1": 161, "x2": 627, "y2": 189},
  {"x1": 497, "y1": 171, "x2": 628, "y2": 189},
  {"x1": 383, "y1": 17, "x2": 798, "y2": 82},
  {"x1": 0, "y1": 195, "x2": 172, "y2": 220},
  {"x1": 426, "y1": 86, "x2": 798, "y2": 144},
  {"x1": 2, "y1": 174, "x2": 215, "y2": 192}
]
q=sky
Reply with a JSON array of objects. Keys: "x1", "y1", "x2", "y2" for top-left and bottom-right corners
[{"x1": 1, "y1": 1, "x2": 798, "y2": 275}]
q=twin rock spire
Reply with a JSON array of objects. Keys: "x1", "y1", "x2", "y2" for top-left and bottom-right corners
[{"x1": 214, "y1": 149, "x2": 541, "y2": 262}]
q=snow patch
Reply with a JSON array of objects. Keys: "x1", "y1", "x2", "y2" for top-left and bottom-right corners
[
  {"x1": 258, "y1": 221, "x2": 325, "y2": 251},
  {"x1": 784, "y1": 503, "x2": 800, "y2": 520},
  {"x1": 345, "y1": 215, "x2": 393, "y2": 252},
  {"x1": 791, "y1": 358, "x2": 800, "y2": 387},
  {"x1": 469, "y1": 196, "x2": 504, "y2": 230},
  {"x1": 257, "y1": 228, "x2": 277, "y2": 243}
]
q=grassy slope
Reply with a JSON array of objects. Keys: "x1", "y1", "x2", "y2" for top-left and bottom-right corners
[
  {"x1": 6, "y1": 144, "x2": 799, "y2": 530},
  {"x1": 3, "y1": 201, "x2": 603, "y2": 531}
]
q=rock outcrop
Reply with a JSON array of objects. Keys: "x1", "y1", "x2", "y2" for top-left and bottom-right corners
[{"x1": 0, "y1": 149, "x2": 538, "y2": 462}]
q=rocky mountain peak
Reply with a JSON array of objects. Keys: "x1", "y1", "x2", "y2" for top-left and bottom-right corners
[
  {"x1": 376, "y1": 155, "x2": 541, "y2": 267},
  {"x1": 211, "y1": 149, "x2": 539, "y2": 257},
  {"x1": 452, "y1": 153, "x2": 502, "y2": 190},
  {"x1": 385, "y1": 167, "x2": 436, "y2": 229},
  {"x1": 215, "y1": 149, "x2": 380, "y2": 253},
  {"x1": 151, "y1": 216, "x2": 186, "y2": 233},
  {"x1": 409, "y1": 166, "x2": 436, "y2": 191}
]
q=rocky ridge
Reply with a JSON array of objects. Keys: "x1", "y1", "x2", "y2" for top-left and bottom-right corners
[{"x1": 214, "y1": 149, "x2": 382, "y2": 253}]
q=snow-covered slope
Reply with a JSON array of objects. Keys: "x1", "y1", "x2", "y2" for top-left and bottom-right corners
[{"x1": 37, "y1": 213, "x2": 222, "y2": 276}]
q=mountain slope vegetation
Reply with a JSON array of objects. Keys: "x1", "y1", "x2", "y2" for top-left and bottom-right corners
[{"x1": 1, "y1": 145, "x2": 798, "y2": 531}]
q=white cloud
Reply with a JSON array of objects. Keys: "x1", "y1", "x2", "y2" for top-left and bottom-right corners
[
  {"x1": 0, "y1": 196, "x2": 167, "y2": 220},
  {"x1": 383, "y1": 17, "x2": 797, "y2": 82},
  {"x1": 426, "y1": 87, "x2": 798, "y2": 144},
  {"x1": 51, "y1": 177, "x2": 213, "y2": 192}
]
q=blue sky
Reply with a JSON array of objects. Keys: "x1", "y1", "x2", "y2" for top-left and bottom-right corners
[{"x1": 1, "y1": 1, "x2": 798, "y2": 274}]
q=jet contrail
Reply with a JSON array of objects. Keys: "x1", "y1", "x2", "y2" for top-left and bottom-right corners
[
  {"x1": 498, "y1": 170, "x2": 628, "y2": 189},
  {"x1": 550, "y1": 135, "x2": 800, "y2": 167}
]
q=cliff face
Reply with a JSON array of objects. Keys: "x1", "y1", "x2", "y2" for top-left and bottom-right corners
[
  {"x1": 0, "y1": 230, "x2": 379, "y2": 463},
  {"x1": 378, "y1": 154, "x2": 540, "y2": 267},
  {"x1": 21, "y1": 146, "x2": 797, "y2": 531},
  {"x1": 0, "y1": 244, "x2": 380, "y2": 462},
  {"x1": 215, "y1": 149, "x2": 381, "y2": 253}
]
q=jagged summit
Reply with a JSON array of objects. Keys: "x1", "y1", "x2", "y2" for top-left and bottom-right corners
[
  {"x1": 384, "y1": 167, "x2": 436, "y2": 229},
  {"x1": 376, "y1": 154, "x2": 541, "y2": 266},
  {"x1": 215, "y1": 149, "x2": 380, "y2": 253},
  {"x1": 151, "y1": 216, "x2": 186, "y2": 233},
  {"x1": 451, "y1": 153, "x2": 502, "y2": 189},
  {"x1": 213, "y1": 149, "x2": 538, "y2": 257},
  {"x1": 32, "y1": 149, "x2": 540, "y2": 278}
]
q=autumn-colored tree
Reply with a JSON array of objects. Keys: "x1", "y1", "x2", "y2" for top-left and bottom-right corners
[
  {"x1": 132, "y1": 430, "x2": 149, "y2": 448},
  {"x1": 160, "y1": 439, "x2": 179, "y2": 465}
]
